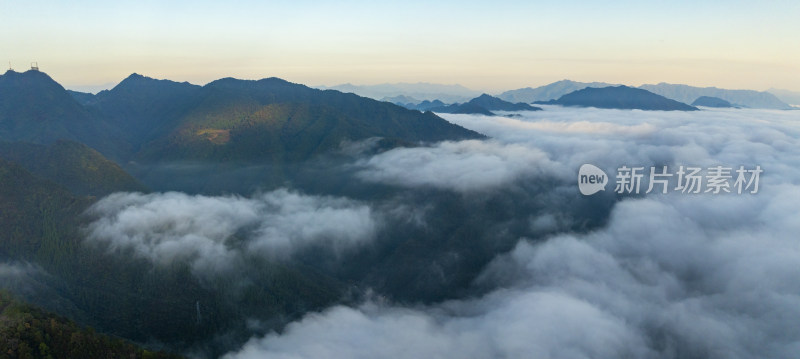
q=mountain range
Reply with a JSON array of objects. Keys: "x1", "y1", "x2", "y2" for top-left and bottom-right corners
[
  {"x1": 0, "y1": 68, "x2": 795, "y2": 358},
  {"x1": 498, "y1": 80, "x2": 618, "y2": 103},
  {"x1": 357, "y1": 79, "x2": 792, "y2": 110},
  {"x1": 2, "y1": 71, "x2": 428, "y2": 354},
  {"x1": 123, "y1": 76, "x2": 483, "y2": 163},
  {"x1": 3, "y1": 70, "x2": 483, "y2": 163},
  {"x1": 537, "y1": 85, "x2": 699, "y2": 111},
  {"x1": 0, "y1": 70, "x2": 535, "y2": 357},
  {"x1": 640, "y1": 83, "x2": 791, "y2": 109},
  {"x1": 767, "y1": 88, "x2": 800, "y2": 106},
  {"x1": 429, "y1": 94, "x2": 542, "y2": 115},
  {"x1": 316, "y1": 82, "x2": 482, "y2": 103},
  {"x1": 400, "y1": 99, "x2": 447, "y2": 112},
  {"x1": 381, "y1": 95, "x2": 421, "y2": 106}
]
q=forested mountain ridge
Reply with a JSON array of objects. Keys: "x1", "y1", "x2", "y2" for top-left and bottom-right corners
[
  {"x1": 0, "y1": 140, "x2": 146, "y2": 197},
  {"x1": 0, "y1": 291, "x2": 183, "y2": 359},
  {"x1": 0, "y1": 70, "x2": 485, "y2": 193},
  {"x1": 1, "y1": 70, "x2": 484, "y2": 165},
  {"x1": 537, "y1": 85, "x2": 699, "y2": 111},
  {"x1": 90, "y1": 73, "x2": 203, "y2": 150},
  {"x1": 132, "y1": 77, "x2": 485, "y2": 162},
  {"x1": 0, "y1": 70, "x2": 130, "y2": 159},
  {"x1": 498, "y1": 80, "x2": 616, "y2": 103}
]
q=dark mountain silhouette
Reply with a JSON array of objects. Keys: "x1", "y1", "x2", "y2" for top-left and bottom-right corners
[
  {"x1": 467, "y1": 94, "x2": 542, "y2": 111},
  {"x1": 538, "y1": 85, "x2": 699, "y2": 111},
  {"x1": 691, "y1": 96, "x2": 735, "y2": 108}
]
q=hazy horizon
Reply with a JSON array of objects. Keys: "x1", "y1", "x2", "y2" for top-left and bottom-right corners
[
  {"x1": 8, "y1": 69, "x2": 797, "y2": 97},
  {"x1": 3, "y1": 0, "x2": 799, "y2": 93}
]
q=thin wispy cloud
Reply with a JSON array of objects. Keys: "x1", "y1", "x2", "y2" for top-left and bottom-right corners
[{"x1": 85, "y1": 189, "x2": 379, "y2": 277}]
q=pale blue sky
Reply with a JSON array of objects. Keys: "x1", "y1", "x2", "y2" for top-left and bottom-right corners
[{"x1": 2, "y1": 0, "x2": 798, "y2": 92}]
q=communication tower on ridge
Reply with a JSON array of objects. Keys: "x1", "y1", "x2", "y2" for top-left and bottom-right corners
[{"x1": 31, "y1": 62, "x2": 39, "y2": 71}]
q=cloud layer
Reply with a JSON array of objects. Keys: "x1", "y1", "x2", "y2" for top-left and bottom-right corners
[
  {"x1": 225, "y1": 189, "x2": 800, "y2": 359},
  {"x1": 85, "y1": 189, "x2": 378, "y2": 275},
  {"x1": 224, "y1": 106, "x2": 800, "y2": 359},
  {"x1": 355, "y1": 140, "x2": 563, "y2": 192}
]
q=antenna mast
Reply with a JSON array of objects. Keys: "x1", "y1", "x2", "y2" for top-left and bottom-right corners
[{"x1": 30, "y1": 62, "x2": 39, "y2": 71}]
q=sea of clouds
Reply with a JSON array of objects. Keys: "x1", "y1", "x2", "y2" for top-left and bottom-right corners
[
  {"x1": 79, "y1": 105, "x2": 800, "y2": 358},
  {"x1": 223, "y1": 106, "x2": 800, "y2": 359}
]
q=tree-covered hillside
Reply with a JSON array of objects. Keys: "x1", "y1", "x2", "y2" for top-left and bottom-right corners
[
  {"x1": 0, "y1": 140, "x2": 147, "y2": 197},
  {"x1": 0, "y1": 291, "x2": 183, "y2": 359}
]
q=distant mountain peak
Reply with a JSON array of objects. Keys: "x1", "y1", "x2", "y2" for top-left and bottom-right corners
[
  {"x1": 427, "y1": 94, "x2": 541, "y2": 115},
  {"x1": 640, "y1": 83, "x2": 791, "y2": 109},
  {"x1": 538, "y1": 86, "x2": 699, "y2": 111},
  {"x1": 204, "y1": 76, "x2": 298, "y2": 92},
  {"x1": 466, "y1": 94, "x2": 541, "y2": 111},
  {"x1": 0, "y1": 69, "x2": 72, "y2": 98},
  {"x1": 104, "y1": 73, "x2": 200, "y2": 96},
  {"x1": 112, "y1": 73, "x2": 156, "y2": 90},
  {"x1": 498, "y1": 80, "x2": 617, "y2": 103},
  {"x1": 257, "y1": 77, "x2": 293, "y2": 85},
  {"x1": 1, "y1": 68, "x2": 62, "y2": 85},
  {"x1": 767, "y1": 88, "x2": 800, "y2": 106},
  {"x1": 316, "y1": 82, "x2": 481, "y2": 103},
  {"x1": 113, "y1": 73, "x2": 159, "y2": 87},
  {"x1": 691, "y1": 96, "x2": 734, "y2": 108}
]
